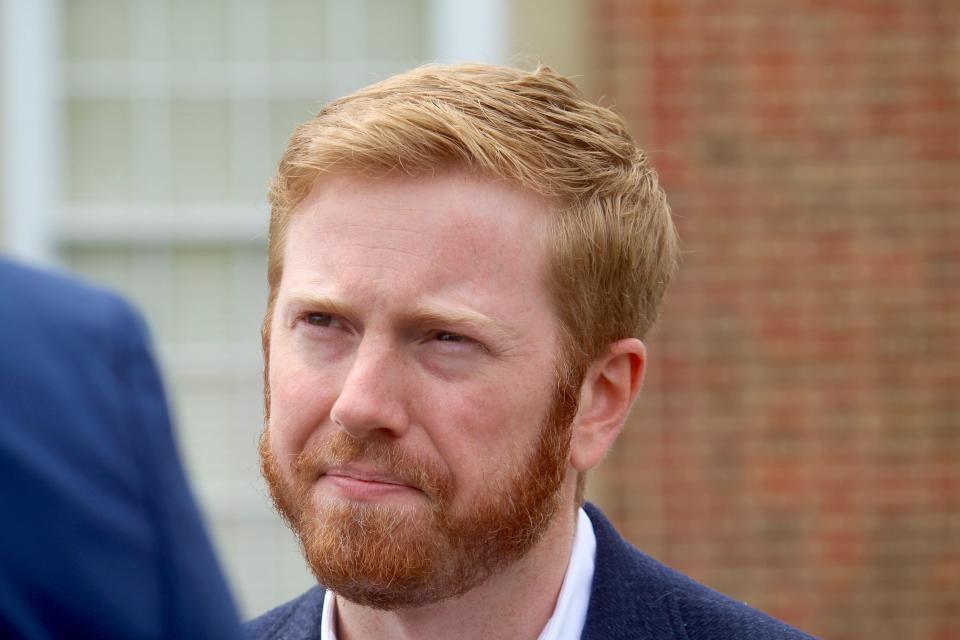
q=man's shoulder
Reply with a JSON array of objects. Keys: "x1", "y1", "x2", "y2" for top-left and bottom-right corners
[
  {"x1": 0, "y1": 258, "x2": 126, "y2": 312},
  {"x1": 583, "y1": 503, "x2": 818, "y2": 640},
  {"x1": 245, "y1": 586, "x2": 327, "y2": 640},
  {"x1": 0, "y1": 258, "x2": 140, "y2": 348},
  {"x1": 0, "y1": 258, "x2": 151, "y2": 425}
]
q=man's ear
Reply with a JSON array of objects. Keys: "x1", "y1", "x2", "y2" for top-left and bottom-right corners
[{"x1": 569, "y1": 338, "x2": 646, "y2": 472}]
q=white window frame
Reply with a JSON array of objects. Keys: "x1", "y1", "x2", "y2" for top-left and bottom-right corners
[{"x1": 1, "y1": 0, "x2": 60, "y2": 266}]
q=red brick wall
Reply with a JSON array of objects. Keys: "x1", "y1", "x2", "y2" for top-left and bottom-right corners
[{"x1": 588, "y1": 2, "x2": 959, "y2": 638}]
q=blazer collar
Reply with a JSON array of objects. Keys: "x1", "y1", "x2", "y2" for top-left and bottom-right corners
[{"x1": 580, "y1": 503, "x2": 682, "y2": 640}]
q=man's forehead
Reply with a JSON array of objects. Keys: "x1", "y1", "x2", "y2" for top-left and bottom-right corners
[{"x1": 281, "y1": 172, "x2": 552, "y2": 281}]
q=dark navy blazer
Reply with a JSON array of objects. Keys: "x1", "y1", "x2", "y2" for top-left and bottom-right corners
[
  {"x1": 245, "y1": 503, "x2": 817, "y2": 639},
  {"x1": 0, "y1": 259, "x2": 241, "y2": 639}
]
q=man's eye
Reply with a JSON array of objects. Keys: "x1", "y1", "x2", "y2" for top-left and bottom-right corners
[
  {"x1": 430, "y1": 331, "x2": 490, "y2": 356},
  {"x1": 305, "y1": 313, "x2": 339, "y2": 328}
]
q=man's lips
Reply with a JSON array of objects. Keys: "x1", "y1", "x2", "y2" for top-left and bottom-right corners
[
  {"x1": 325, "y1": 466, "x2": 413, "y2": 486},
  {"x1": 320, "y1": 465, "x2": 422, "y2": 499}
]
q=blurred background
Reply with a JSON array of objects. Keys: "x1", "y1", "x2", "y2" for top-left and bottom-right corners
[{"x1": 0, "y1": 1, "x2": 956, "y2": 638}]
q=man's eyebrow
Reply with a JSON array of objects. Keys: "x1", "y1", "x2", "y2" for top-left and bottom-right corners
[{"x1": 280, "y1": 292, "x2": 358, "y2": 319}]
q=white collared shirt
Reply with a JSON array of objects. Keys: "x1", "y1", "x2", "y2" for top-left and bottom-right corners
[{"x1": 320, "y1": 507, "x2": 597, "y2": 640}]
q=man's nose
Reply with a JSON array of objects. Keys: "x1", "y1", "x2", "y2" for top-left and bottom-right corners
[{"x1": 329, "y1": 340, "x2": 410, "y2": 439}]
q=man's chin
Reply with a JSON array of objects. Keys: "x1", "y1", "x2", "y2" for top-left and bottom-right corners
[
  {"x1": 322, "y1": 572, "x2": 471, "y2": 612},
  {"x1": 299, "y1": 499, "x2": 464, "y2": 610}
]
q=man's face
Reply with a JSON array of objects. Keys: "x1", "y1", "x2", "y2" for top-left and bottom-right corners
[{"x1": 262, "y1": 171, "x2": 579, "y2": 609}]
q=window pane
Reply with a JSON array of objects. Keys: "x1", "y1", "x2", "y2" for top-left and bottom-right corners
[
  {"x1": 366, "y1": 0, "x2": 426, "y2": 62},
  {"x1": 170, "y1": 100, "x2": 232, "y2": 201},
  {"x1": 64, "y1": 0, "x2": 131, "y2": 60},
  {"x1": 170, "y1": 247, "x2": 232, "y2": 343},
  {"x1": 227, "y1": 246, "x2": 268, "y2": 345},
  {"x1": 169, "y1": 0, "x2": 230, "y2": 63},
  {"x1": 67, "y1": 99, "x2": 133, "y2": 203},
  {"x1": 268, "y1": 0, "x2": 327, "y2": 61},
  {"x1": 231, "y1": 101, "x2": 275, "y2": 202}
]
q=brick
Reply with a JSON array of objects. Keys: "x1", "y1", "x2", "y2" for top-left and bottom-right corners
[{"x1": 587, "y1": 1, "x2": 960, "y2": 637}]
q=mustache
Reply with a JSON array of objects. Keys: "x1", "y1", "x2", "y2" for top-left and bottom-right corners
[{"x1": 294, "y1": 432, "x2": 454, "y2": 504}]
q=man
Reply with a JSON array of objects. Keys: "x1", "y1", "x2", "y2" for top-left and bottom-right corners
[
  {"x1": 248, "y1": 64, "x2": 816, "y2": 639},
  {"x1": 0, "y1": 259, "x2": 241, "y2": 639}
]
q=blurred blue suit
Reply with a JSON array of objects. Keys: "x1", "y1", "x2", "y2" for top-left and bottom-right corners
[{"x1": 0, "y1": 259, "x2": 241, "y2": 639}]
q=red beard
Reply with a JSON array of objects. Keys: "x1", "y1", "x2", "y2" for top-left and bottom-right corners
[{"x1": 260, "y1": 372, "x2": 580, "y2": 610}]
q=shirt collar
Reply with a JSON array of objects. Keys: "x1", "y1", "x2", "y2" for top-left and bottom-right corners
[
  {"x1": 537, "y1": 507, "x2": 597, "y2": 640},
  {"x1": 320, "y1": 507, "x2": 597, "y2": 640},
  {"x1": 320, "y1": 576, "x2": 336, "y2": 640}
]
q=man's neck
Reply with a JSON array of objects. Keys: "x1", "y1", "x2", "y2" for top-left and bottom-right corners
[{"x1": 335, "y1": 502, "x2": 579, "y2": 640}]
